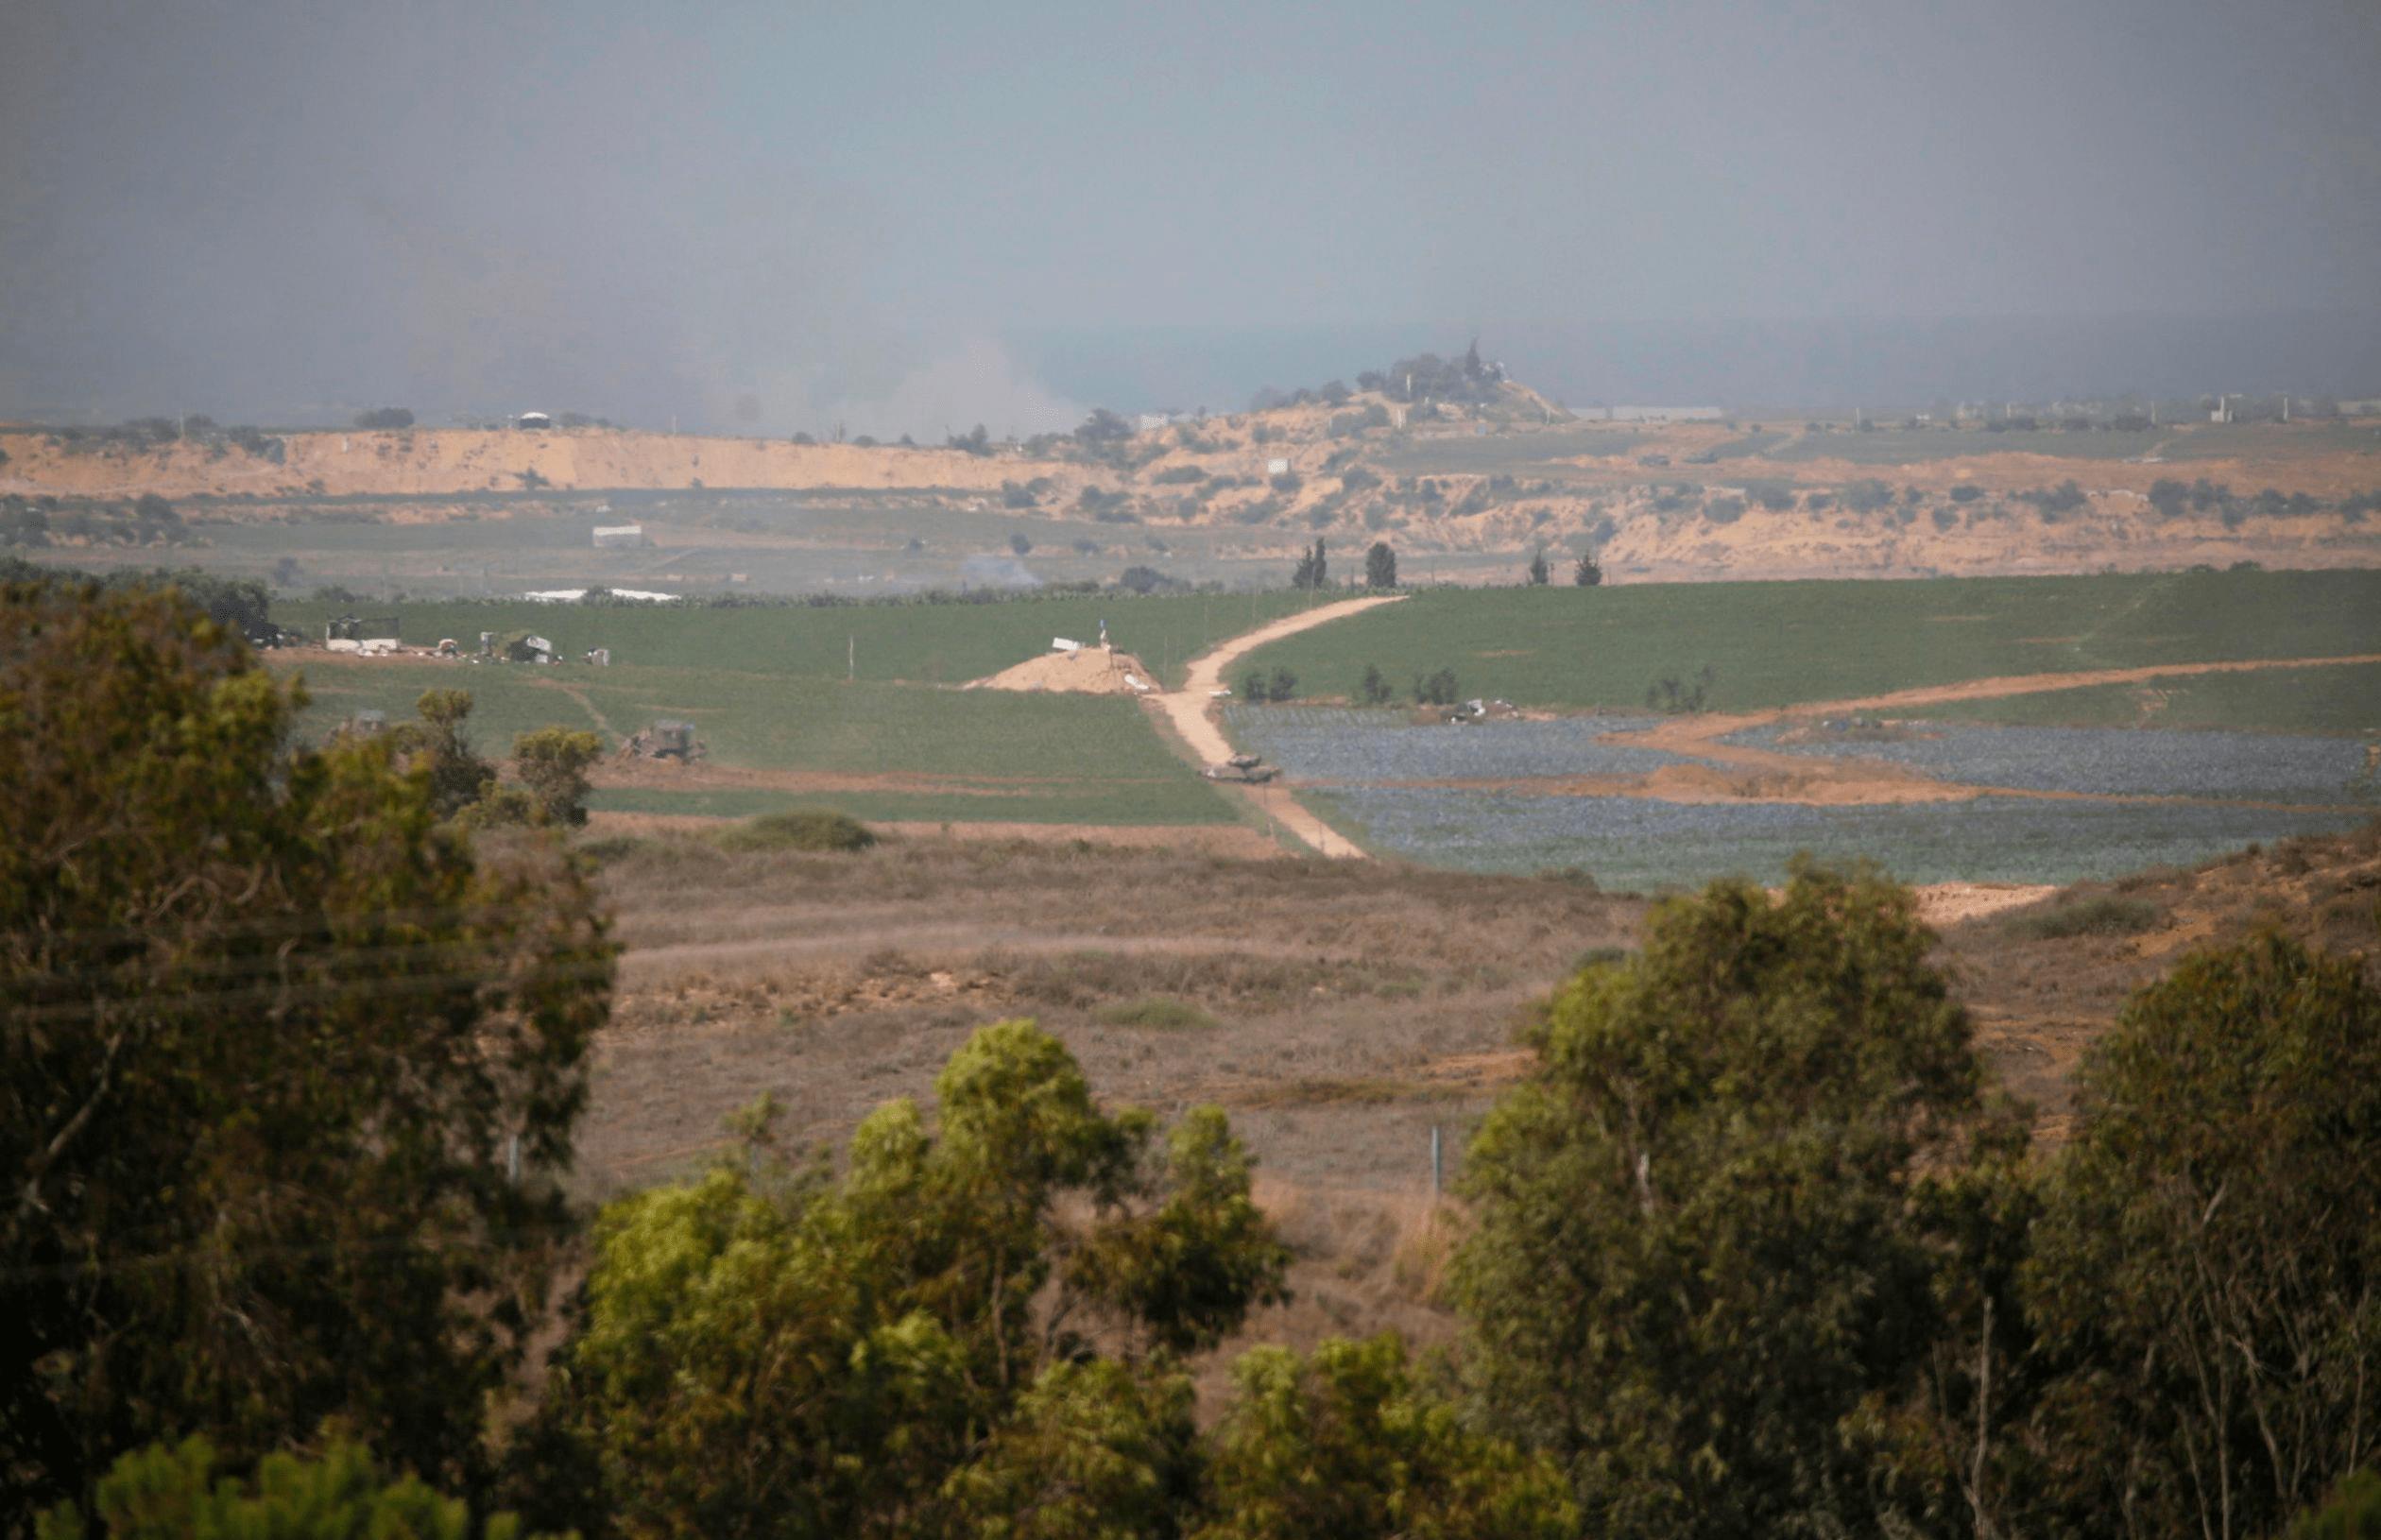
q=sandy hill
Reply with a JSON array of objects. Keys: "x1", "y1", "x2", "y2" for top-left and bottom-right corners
[
  {"x1": 9, "y1": 394, "x2": 2378, "y2": 583},
  {"x1": 0, "y1": 426, "x2": 1064, "y2": 502}
]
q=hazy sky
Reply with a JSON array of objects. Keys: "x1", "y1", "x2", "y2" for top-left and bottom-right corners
[{"x1": 5, "y1": 1, "x2": 2377, "y2": 430}]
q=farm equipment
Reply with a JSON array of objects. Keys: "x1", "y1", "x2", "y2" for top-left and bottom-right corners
[
  {"x1": 1203, "y1": 752, "x2": 1278, "y2": 784},
  {"x1": 623, "y1": 719, "x2": 705, "y2": 762},
  {"x1": 328, "y1": 614, "x2": 400, "y2": 642}
]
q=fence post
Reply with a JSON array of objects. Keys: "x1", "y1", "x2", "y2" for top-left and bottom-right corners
[{"x1": 1430, "y1": 1124, "x2": 1443, "y2": 1202}]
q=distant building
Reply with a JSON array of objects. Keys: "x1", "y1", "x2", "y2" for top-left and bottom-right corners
[
  {"x1": 592, "y1": 523, "x2": 645, "y2": 549},
  {"x1": 1266, "y1": 457, "x2": 1291, "y2": 476},
  {"x1": 516, "y1": 411, "x2": 553, "y2": 430}
]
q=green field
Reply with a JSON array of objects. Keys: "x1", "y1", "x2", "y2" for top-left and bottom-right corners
[
  {"x1": 1237, "y1": 569, "x2": 2381, "y2": 720},
  {"x1": 282, "y1": 658, "x2": 1238, "y2": 826},
  {"x1": 1369, "y1": 426, "x2": 1649, "y2": 475},
  {"x1": 273, "y1": 590, "x2": 1318, "y2": 691},
  {"x1": 1697, "y1": 432, "x2": 1790, "y2": 460},
  {"x1": 1923, "y1": 660, "x2": 2381, "y2": 737},
  {"x1": 2160, "y1": 421, "x2": 2381, "y2": 462},
  {"x1": 1765, "y1": 428, "x2": 2168, "y2": 464}
]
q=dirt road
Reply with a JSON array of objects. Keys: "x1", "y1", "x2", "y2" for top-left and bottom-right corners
[
  {"x1": 1615, "y1": 652, "x2": 2381, "y2": 801},
  {"x1": 1146, "y1": 594, "x2": 1407, "y2": 859}
]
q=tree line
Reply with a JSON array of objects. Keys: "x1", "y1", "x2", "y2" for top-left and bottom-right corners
[{"x1": 8, "y1": 573, "x2": 2380, "y2": 1537}]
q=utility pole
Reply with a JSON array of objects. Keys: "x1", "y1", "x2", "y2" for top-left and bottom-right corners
[{"x1": 848, "y1": 635, "x2": 855, "y2": 682}]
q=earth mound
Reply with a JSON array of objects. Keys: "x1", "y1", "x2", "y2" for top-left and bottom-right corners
[{"x1": 966, "y1": 647, "x2": 1157, "y2": 695}]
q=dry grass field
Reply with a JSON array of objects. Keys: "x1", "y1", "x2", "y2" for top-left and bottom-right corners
[{"x1": 574, "y1": 815, "x2": 2381, "y2": 1390}]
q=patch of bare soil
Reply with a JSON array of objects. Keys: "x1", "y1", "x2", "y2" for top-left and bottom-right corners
[
  {"x1": 1588, "y1": 653, "x2": 2381, "y2": 808},
  {"x1": 965, "y1": 648, "x2": 1156, "y2": 694}
]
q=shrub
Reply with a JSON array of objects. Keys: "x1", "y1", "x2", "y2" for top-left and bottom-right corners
[
  {"x1": 2004, "y1": 892, "x2": 2163, "y2": 939},
  {"x1": 1413, "y1": 667, "x2": 1460, "y2": 707},
  {"x1": 714, "y1": 809, "x2": 878, "y2": 853},
  {"x1": 1093, "y1": 997, "x2": 1221, "y2": 1031}
]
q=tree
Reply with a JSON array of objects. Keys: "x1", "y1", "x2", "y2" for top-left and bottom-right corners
[
  {"x1": 352, "y1": 407, "x2": 416, "y2": 431},
  {"x1": 1010, "y1": 533, "x2": 1033, "y2": 557},
  {"x1": 947, "y1": 423, "x2": 992, "y2": 456},
  {"x1": 1453, "y1": 866, "x2": 2001, "y2": 1537},
  {"x1": 1267, "y1": 667, "x2": 1297, "y2": 703},
  {"x1": 536, "y1": 1021, "x2": 1287, "y2": 1539},
  {"x1": 1364, "y1": 541, "x2": 1396, "y2": 590},
  {"x1": 1525, "y1": 548, "x2": 1550, "y2": 586},
  {"x1": 0, "y1": 577, "x2": 612, "y2": 1522},
  {"x1": 1242, "y1": 669, "x2": 1267, "y2": 705},
  {"x1": 1358, "y1": 664, "x2": 1394, "y2": 707},
  {"x1": 511, "y1": 727, "x2": 604, "y2": 828},
  {"x1": 39, "y1": 1434, "x2": 556, "y2": 1540},
  {"x1": 1571, "y1": 552, "x2": 1602, "y2": 587},
  {"x1": 1291, "y1": 539, "x2": 1328, "y2": 590},
  {"x1": 942, "y1": 1361, "x2": 1199, "y2": 1540},
  {"x1": 393, "y1": 688, "x2": 498, "y2": 818},
  {"x1": 2019, "y1": 933, "x2": 2381, "y2": 1540},
  {"x1": 1076, "y1": 409, "x2": 1134, "y2": 444},
  {"x1": 1412, "y1": 668, "x2": 1459, "y2": 707},
  {"x1": 1195, "y1": 1335, "x2": 1576, "y2": 1540}
]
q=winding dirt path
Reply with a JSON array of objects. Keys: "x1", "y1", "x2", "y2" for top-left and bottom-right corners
[
  {"x1": 1611, "y1": 653, "x2": 2381, "y2": 803},
  {"x1": 1146, "y1": 594, "x2": 1407, "y2": 859}
]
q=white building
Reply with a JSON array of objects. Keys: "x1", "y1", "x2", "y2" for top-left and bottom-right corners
[{"x1": 591, "y1": 523, "x2": 645, "y2": 548}]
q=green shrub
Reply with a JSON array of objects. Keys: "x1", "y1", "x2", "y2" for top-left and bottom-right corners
[
  {"x1": 575, "y1": 832, "x2": 654, "y2": 864},
  {"x1": 1093, "y1": 996, "x2": 1221, "y2": 1031},
  {"x1": 714, "y1": 809, "x2": 879, "y2": 854},
  {"x1": 2005, "y1": 892, "x2": 2164, "y2": 939}
]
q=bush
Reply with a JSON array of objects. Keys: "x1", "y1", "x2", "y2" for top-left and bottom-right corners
[
  {"x1": 1267, "y1": 666, "x2": 1297, "y2": 703},
  {"x1": 714, "y1": 809, "x2": 879, "y2": 853},
  {"x1": 1949, "y1": 483, "x2": 1984, "y2": 503},
  {"x1": 43, "y1": 1434, "x2": 553, "y2": 1540},
  {"x1": 1358, "y1": 663, "x2": 1395, "y2": 706},
  {"x1": 2004, "y1": 892, "x2": 2164, "y2": 939},
  {"x1": 351, "y1": 407, "x2": 415, "y2": 430},
  {"x1": 1116, "y1": 565, "x2": 1176, "y2": 594},
  {"x1": 1413, "y1": 667, "x2": 1460, "y2": 707},
  {"x1": 1093, "y1": 997, "x2": 1221, "y2": 1031}
]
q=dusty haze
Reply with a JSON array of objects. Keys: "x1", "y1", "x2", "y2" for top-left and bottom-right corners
[{"x1": 4, "y1": 1, "x2": 2378, "y2": 430}]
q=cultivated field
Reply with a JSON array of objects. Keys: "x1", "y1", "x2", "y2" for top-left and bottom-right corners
[
  {"x1": 1233, "y1": 568, "x2": 2381, "y2": 721},
  {"x1": 273, "y1": 588, "x2": 1319, "y2": 689},
  {"x1": 264, "y1": 566, "x2": 2381, "y2": 875},
  {"x1": 282, "y1": 657, "x2": 1240, "y2": 828}
]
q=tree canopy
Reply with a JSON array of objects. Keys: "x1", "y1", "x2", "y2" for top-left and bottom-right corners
[
  {"x1": 0, "y1": 575, "x2": 613, "y2": 1522},
  {"x1": 1453, "y1": 864, "x2": 2006, "y2": 1537}
]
